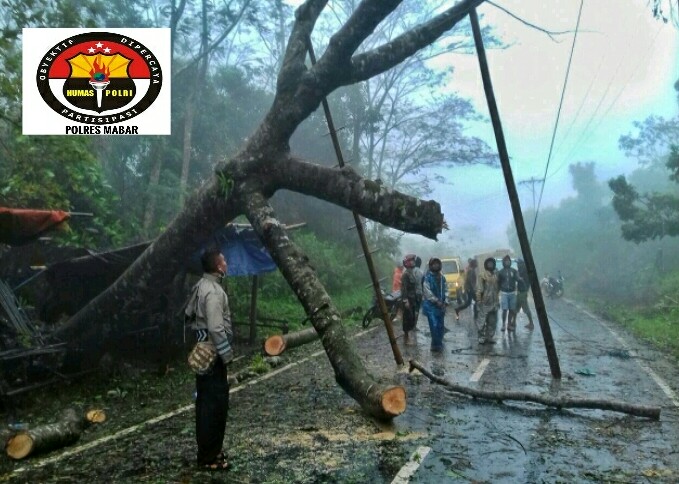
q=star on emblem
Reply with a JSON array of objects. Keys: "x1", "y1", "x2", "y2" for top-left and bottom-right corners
[
  {"x1": 103, "y1": 47, "x2": 111, "y2": 53},
  {"x1": 95, "y1": 42, "x2": 103, "y2": 48},
  {"x1": 87, "y1": 47, "x2": 95, "y2": 53}
]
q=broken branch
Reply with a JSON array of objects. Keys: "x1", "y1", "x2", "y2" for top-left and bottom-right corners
[
  {"x1": 410, "y1": 360, "x2": 660, "y2": 420},
  {"x1": 273, "y1": 156, "x2": 444, "y2": 239}
]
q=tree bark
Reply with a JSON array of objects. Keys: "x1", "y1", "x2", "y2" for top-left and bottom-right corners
[
  {"x1": 245, "y1": 192, "x2": 405, "y2": 420},
  {"x1": 6, "y1": 409, "x2": 106, "y2": 460},
  {"x1": 410, "y1": 360, "x2": 660, "y2": 420},
  {"x1": 263, "y1": 326, "x2": 318, "y2": 356}
]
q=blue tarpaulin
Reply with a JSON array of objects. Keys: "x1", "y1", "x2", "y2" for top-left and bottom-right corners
[{"x1": 191, "y1": 226, "x2": 277, "y2": 276}]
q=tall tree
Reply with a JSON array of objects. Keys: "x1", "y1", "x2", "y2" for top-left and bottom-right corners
[
  {"x1": 55, "y1": 0, "x2": 488, "y2": 420},
  {"x1": 610, "y1": 81, "x2": 679, "y2": 242}
]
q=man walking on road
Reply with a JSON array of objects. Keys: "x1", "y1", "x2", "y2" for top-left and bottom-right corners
[
  {"x1": 476, "y1": 257, "x2": 499, "y2": 345},
  {"x1": 497, "y1": 254, "x2": 521, "y2": 332},
  {"x1": 455, "y1": 258, "x2": 478, "y2": 321}
]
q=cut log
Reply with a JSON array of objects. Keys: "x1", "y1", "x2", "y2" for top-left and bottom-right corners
[
  {"x1": 85, "y1": 409, "x2": 107, "y2": 424},
  {"x1": 410, "y1": 360, "x2": 660, "y2": 420},
  {"x1": 263, "y1": 327, "x2": 318, "y2": 356},
  {"x1": 6, "y1": 408, "x2": 106, "y2": 460}
]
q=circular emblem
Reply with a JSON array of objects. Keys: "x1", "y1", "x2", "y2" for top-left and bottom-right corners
[{"x1": 37, "y1": 32, "x2": 162, "y2": 125}]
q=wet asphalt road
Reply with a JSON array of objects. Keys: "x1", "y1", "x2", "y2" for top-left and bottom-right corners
[{"x1": 362, "y1": 297, "x2": 679, "y2": 483}]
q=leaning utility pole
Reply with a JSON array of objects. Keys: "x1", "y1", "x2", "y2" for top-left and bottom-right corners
[
  {"x1": 307, "y1": 40, "x2": 404, "y2": 367},
  {"x1": 470, "y1": 8, "x2": 561, "y2": 378}
]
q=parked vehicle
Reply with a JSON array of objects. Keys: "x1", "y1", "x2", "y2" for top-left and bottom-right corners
[
  {"x1": 362, "y1": 289, "x2": 401, "y2": 328},
  {"x1": 441, "y1": 257, "x2": 463, "y2": 303}
]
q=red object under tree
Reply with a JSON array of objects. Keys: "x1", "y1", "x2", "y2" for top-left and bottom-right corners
[{"x1": 0, "y1": 207, "x2": 70, "y2": 246}]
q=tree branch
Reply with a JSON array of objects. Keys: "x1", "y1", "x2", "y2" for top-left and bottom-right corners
[
  {"x1": 411, "y1": 360, "x2": 660, "y2": 419},
  {"x1": 270, "y1": 156, "x2": 445, "y2": 239},
  {"x1": 315, "y1": 0, "x2": 402, "y2": 67},
  {"x1": 348, "y1": 0, "x2": 486, "y2": 84},
  {"x1": 172, "y1": 0, "x2": 254, "y2": 80},
  {"x1": 243, "y1": 192, "x2": 406, "y2": 420},
  {"x1": 276, "y1": 0, "x2": 328, "y2": 93}
]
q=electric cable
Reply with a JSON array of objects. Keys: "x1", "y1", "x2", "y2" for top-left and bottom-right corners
[{"x1": 530, "y1": 0, "x2": 585, "y2": 243}]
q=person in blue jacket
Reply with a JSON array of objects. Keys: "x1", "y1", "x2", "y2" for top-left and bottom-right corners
[{"x1": 422, "y1": 257, "x2": 448, "y2": 352}]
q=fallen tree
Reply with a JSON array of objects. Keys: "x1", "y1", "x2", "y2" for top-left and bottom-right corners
[
  {"x1": 52, "y1": 0, "x2": 489, "y2": 420},
  {"x1": 6, "y1": 409, "x2": 107, "y2": 460},
  {"x1": 410, "y1": 360, "x2": 661, "y2": 420}
]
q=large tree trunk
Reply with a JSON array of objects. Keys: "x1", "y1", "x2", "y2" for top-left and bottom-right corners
[
  {"x1": 53, "y1": 0, "x2": 483, "y2": 417},
  {"x1": 245, "y1": 192, "x2": 406, "y2": 420}
]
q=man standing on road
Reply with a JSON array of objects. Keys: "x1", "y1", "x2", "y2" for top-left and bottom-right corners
[
  {"x1": 515, "y1": 258, "x2": 535, "y2": 330},
  {"x1": 187, "y1": 248, "x2": 234, "y2": 470},
  {"x1": 476, "y1": 257, "x2": 499, "y2": 345},
  {"x1": 423, "y1": 257, "x2": 448, "y2": 352},
  {"x1": 497, "y1": 254, "x2": 521, "y2": 332},
  {"x1": 455, "y1": 258, "x2": 478, "y2": 322},
  {"x1": 400, "y1": 254, "x2": 419, "y2": 345},
  {"x1": 412, "y1": 256, "x2": 424, "y2": 328}
]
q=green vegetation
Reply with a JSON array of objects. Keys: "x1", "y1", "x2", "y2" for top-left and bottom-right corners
[
  {"x1": 592, "y1": 270, "x2": 679, "y2": 360},
  {"x1": 225, "y1": 229, "x2": 379, "y2": 338}
]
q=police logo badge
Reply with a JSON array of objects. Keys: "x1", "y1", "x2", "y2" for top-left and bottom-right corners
[{"x1": 36, "y1": 32, "x2": 162, "y2": 125}]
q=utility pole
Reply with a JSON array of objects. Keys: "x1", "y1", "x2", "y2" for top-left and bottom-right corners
[
  {"x1": 307, "y1": 40, "x2": 403, "y2": 367},
  {"x1": 470, "y1": 8, "x2": 561, "y2": 379},
  {"x1": 518, "y1": 177, "x2": 543, "y2": 213}
]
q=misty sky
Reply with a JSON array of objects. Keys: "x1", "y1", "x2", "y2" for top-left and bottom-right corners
[
  {"x1": 426, "y1": 0, "x2": 679, "y2": 254},
  {"x1": 284, "y1": 0, "x2": 679, "y2": 259}
]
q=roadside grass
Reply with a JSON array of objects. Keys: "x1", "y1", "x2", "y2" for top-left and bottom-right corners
[
  {"x1": 578, "y1": 270, "x2": 679, "y2": 361},
  {"x1": 603, "y1": 306, "x2": 679, "y2": 361}
]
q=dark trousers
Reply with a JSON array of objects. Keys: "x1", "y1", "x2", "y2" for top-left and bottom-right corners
[
  {"x1": 456, "y1": 290, "x2": 478, "y2": 319},
  {"x1": 195, "y1": 358, "x2": 229, "y2": 464}
]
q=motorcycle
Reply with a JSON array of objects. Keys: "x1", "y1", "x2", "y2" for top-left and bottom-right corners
[
  {"x1": 362, "y1": 289, "x2": 402, "y2": 328},
  {"x1": 541, "y1": 274, "x2": 564, "y2": 298}
]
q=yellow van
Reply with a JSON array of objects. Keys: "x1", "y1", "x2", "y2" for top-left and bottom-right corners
[{"x1": 441, "y1": 257, "x2": 463, "y2": 302}]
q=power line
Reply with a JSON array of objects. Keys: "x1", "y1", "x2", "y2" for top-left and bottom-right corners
[
  {"x1": 546, "y1": 6, "x2": 649, "y2": 178},
  {"x1": 530, "y1": 0, "x2": 585, "y2": 243}
]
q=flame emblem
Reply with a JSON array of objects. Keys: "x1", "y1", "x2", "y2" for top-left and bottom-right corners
[{"x1": 89, "y1": 56, "x2": 111, "y2": 82}]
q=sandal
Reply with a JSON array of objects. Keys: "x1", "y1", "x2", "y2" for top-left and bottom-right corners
[
  {"x1": 203, "y1": 459, "x2": 229, "y2": 471},
  {"x1": 201, "y1": 452, "x2": 229, "y2": 471}
]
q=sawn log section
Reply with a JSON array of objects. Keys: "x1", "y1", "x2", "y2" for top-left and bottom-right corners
[{"x1": 263, "y1": 327, "x2": 318, "y2": 356}]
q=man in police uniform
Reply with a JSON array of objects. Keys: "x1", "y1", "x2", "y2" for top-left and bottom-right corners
[{"x1": 189, "y1": 247, "x2": 234, "y2": 470}]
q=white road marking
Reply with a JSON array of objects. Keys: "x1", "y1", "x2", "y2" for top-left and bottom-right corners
[
  {"x1": 390, "y1": 446, "x2": 432, "y2": 484},
  {"x1": 565, "y1": 299, "x2": 679, "y2": 408},
  {"x1": 8, "y1": 326, "x2": 379, "y2": 475},
  {"x1": 469, "y1": 358, "x2": 491, "y2": 382}
]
